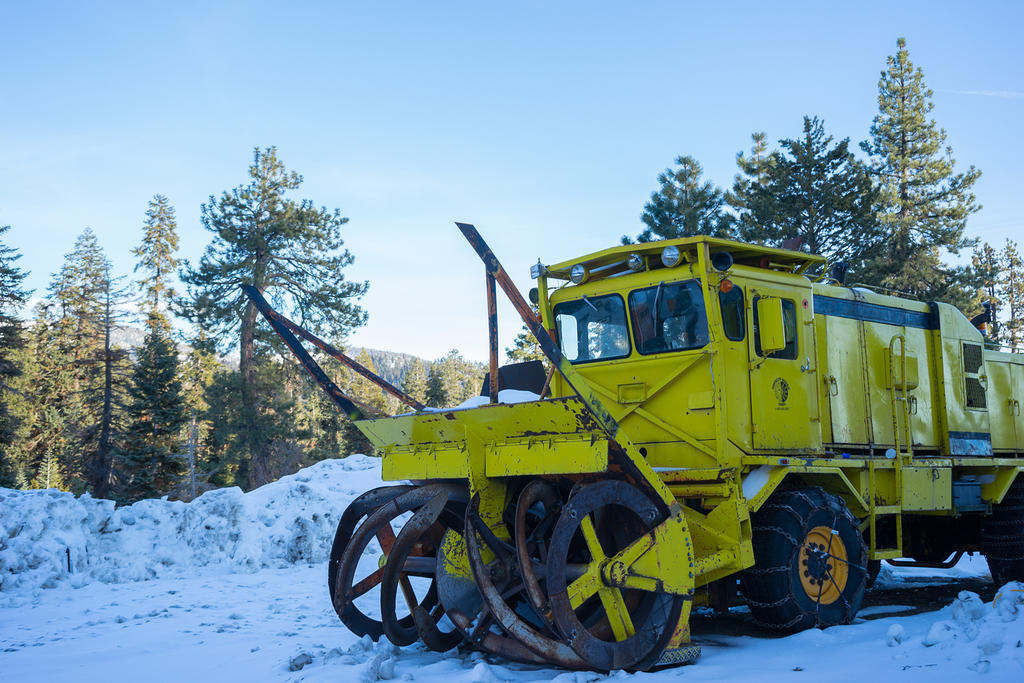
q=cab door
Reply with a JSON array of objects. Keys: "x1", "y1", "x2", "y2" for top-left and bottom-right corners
[{"x1": 748, "y1": 284, "x2": 821, "y2": 452}]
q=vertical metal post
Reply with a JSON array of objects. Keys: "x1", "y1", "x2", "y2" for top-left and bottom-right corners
[{"x1": 486, "y1": 270, "x2": 499, "y2": 404}]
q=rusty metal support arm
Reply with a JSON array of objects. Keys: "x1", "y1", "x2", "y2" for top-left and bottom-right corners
[
  {"x1": 241, "y1": 285, "x2": 425, "y2": 412},
  {"x1": 241, "y1": 285, "x2": 374, "y2": 421},
  {"x1": 486, "y1": 270, "x2": 499, "y2": 404}
]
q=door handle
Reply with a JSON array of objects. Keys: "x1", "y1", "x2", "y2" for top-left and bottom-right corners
[
  {"x1": 908, "y1": 395, "x2": 918, "y2": 415},
  {"x1": 800, "y1": 357, "x2": 812, "y2": 373},
  {"x1": 825, "y1": 375, "x2": 839, "y2": 397}
]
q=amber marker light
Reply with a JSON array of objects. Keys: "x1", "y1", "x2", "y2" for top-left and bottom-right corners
[{"x1": 719, "y1": 279, "x2": 734, "y2": 293}]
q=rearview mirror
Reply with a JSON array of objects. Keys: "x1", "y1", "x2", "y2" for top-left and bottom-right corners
[{"x1": 757, "y1": 297, "x2": 786, "y2": 354}]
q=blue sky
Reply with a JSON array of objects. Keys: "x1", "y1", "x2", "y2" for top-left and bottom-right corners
[{"x1": 2, "y1": 1, "x2": 1021, "y2": 362}]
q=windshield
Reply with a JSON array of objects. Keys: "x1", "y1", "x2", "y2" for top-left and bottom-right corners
[
  {"x1": 628, "y1": 280, "x2": 709, "y2": 354},
  {"x1": 553, "y1": 294, "x2": 631, "y2": 363}
]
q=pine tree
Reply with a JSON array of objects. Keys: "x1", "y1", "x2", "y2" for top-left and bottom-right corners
[
  {"x1": 425, "y1": 363, "x2": 447, "y2": 409},
  {"x1": 11, "y1": 305, "x2": 80, "y2": 490},
  {"x1": 86, "y1": 268, "x2": 133, "y2": 498},
  {"x1": 740, "y1": 116, "x2": 881, "y2": 272},
  {"x1": 726, "y1": 132, "x2": 774, "y2": 239},
  {"x1": 120, "y1": 315, "x2": 188, "y2": 502},
  {"x1": 45, "y1": 229, "x2": 118, "y2": 494},
  {"x1": 970, "y1": 242, "x2": 1003, "y2": 344},
  {"x1": 424, "y1": 350, "x2": 480, "y2": 408},
  {"x1": 133, "y1": 195, "x2": 181, "y2": 326},
  {"x1": 342, "y1": 349, "x2": 387, "y2": 455},
  {"x1": 180, "y1": 147, "x2": 368, "y2": 487},
  {"x1": 624, "y1": 156, "x2": 733, "y2": 244},
  {"x1": 506, "y1": 325, "x2": 545, "y2": 365},
  {"x1": 401, "y1": 358, "x2": 429, "y2": 406},
  {"x1": 1002, "y1": 240, "x2": 1024, "y2": 351},
  {"x1": 179, "y1": 331, "x2": 219, "y2": 495},
  {"x1": 860, "y1": 38, "x2": 981, "y2": 305},
  {"x1": 0, "y1": 225, "x2": 30, "y2": 484}
]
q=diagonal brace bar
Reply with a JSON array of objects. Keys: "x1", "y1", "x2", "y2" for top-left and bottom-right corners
[{"x1": 241, "y1": 285, "x2": 392, "y2": 421}]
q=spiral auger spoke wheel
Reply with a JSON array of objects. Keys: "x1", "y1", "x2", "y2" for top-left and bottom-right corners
[
  {"x1": 380, "y1": 486, "x2": 459, "y2": 647},
  {"x1": 546, "y1": 480, "x2": 683, "y2": 672},
  {"x1": 334, "y1": 485, "x2": 453, "y2": 640},
  {"x1": 514, "y1": 479, "x2": 563, "y2": 631},
  {"x1": 328, "y1": 485, "x2": 415, "y2": 610},
  {"x1": 463, "y1": 493, "x2": 589, "y2": 668}
]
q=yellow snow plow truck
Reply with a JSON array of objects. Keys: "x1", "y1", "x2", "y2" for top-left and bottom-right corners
[{"x1": 244, "y1": 223, "x2": 1024, "y2": 672}]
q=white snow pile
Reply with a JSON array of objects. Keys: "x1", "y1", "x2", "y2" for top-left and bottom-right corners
[
  {"x1": 891, "y1": 583, "x2": 1024, "y2": 673},
  {"x1": 408, "y1": 389, "x2": 541, "y2": 415},
  {"x1": 0, "y1": 454, "x2": 386, "y2": 596}
]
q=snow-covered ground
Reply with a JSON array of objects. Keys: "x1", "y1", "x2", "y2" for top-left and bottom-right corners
[{"x1": 2, "y1": 456, "x2": 1024, "y2": 682}]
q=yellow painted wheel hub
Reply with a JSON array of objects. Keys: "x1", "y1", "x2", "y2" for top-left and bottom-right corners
[{"x1": 798, "y1": 525, "x2": 848, "y2": 605}]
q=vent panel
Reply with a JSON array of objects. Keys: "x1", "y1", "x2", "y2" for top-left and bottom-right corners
[
  {"x1": 965, "y1": 377, "x2": 987, "y2": 409},
  {"x1": 962, "y1": 343, "x2": 983, "y2": 374}
]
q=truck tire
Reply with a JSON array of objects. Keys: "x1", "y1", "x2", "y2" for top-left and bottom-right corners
[
  {"x1": 981, "y1": 477, "x2": 1024, "y2": 585},
  {"x1": 740, "y1": 488, "x2": 868, "y2": 630},
  {"x1": 865, "y1": 559, "x2": 881, "y2": 589}
]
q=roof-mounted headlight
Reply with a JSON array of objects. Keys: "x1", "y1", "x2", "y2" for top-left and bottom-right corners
[
  {"x1": 570, "y1": 263, "x2": 588, "y2": 284},
  {"x1": 661, "y1": 245, "x2": 682, "y2": 268},
  {"x1": 627, "y1": 253, "x2": 645, "y2": 272}
]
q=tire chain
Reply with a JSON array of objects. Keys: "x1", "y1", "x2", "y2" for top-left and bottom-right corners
[{"x1": 743, "y1": 489, "x2": 868, "y2": 629}]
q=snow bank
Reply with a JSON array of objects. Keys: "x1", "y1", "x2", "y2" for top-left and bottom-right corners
[
  {"x1": 0, "y1": 455, "x2": 386, "y2": 596},
  {"x1": 892, "y1": 583, "x2": 1024, "y2": 674}
]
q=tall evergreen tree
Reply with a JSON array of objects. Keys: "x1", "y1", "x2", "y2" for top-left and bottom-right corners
[
  {"x1": 624, "y1": 156, "x2": 732, "y2": 244},
  {"x1": 86, "y1": 267, "x2": 133, "y2": 498},
  {"x1": 506, "y1": 325, "x2": 545, "y2": 365},
  {"x1": 133, "y1": 195, "x2": 181, "y2": 326},
  {"x1": 970, "y1": 242, "x2": 1003, "y2": 344},
  {"x1": 860, "y1": 38, "x2": 981, "y2": 304},
  {"x1": 740, "y1": 117, "x2": 880, "y2": 272},
  {"x1": 120, "y1": 314, "x2": 188, "y2": 502},
  {"x1": 45, "y1": 229, "x2": 116, "y2": 493},
  {"x1": 1002, "y1": 240, "x2": 1024, "y2": 351},
  {"x1": 424, "y1": 350, "x2": 480, "y2": 408},
  {"x1": 0, "y1": 225, "x2": 30, "y2": 484},
  {"x1": 180, "y1": 147, "x2": 368, "y2": 487},
  {"x1": 726, "y1": 132, "x2": 774, "y2": 238},
  {"x1": 342, "y1": 349, "x2": 386, "y2": 455},
  {"x1": 179, "y1": 331, "x2": 219, "y2": 495},
  {"x1": 401, "y1": 358, "x2": 429, "y2": 406},
  {"x1": 7, "y1": 307, "x2": 77, "y2": 489},
  {"x1": 425, "y1": 363, "x2": 447, "y2": 409}
]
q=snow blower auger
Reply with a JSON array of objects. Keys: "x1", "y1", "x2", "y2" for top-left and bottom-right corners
[{"x1": 244, "y1": 222, "x2": 1024, "y2": 672}]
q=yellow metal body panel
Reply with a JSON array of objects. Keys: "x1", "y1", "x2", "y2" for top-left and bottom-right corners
[
  {"x1": 900, "y1": 466, "x2": 952, "y2": 511},
  {"x1": 816, "y1": 313, "x2": 870, "y2": 445},
  {"x1": 484, "y1": 437, "x2": 609, "y2": 477},
  {"x1": 990, "y1": 359, "x2": 1018, "y2": 451}
]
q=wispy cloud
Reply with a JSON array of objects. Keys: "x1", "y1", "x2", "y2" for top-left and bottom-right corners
[{"x1": 950, "y1": 89, "x2": 1024, "y2": 99}]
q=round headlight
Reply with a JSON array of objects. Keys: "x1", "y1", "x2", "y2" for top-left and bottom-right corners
[
  {"x1": 661, "y1": 245, "x2": 682, "y2": 267},
  {"x1": 570, "y1": 263, "x2": 588, "y2": 284},
  {"x1": 627, "y1": 253, "x2": 645, "y2": 271}
]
